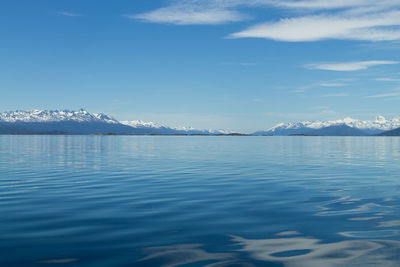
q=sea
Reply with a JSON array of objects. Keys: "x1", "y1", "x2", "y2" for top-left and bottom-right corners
[{"x1": 1, "y1": 136, "x2": 400, "y2": 266}]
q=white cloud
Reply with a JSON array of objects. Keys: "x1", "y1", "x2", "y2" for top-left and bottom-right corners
[
  {"x1": 309, "y1": 105, "x2": 329, "y2": 110},
  {"x1": 129, "y1": 1, "x2": 248, "y2": 25},
  {"x1": 230, "y1": 11, "x2": 400, "y2": 42},
  {"x1": 58, "y1": 12, "x2": 82, "y2": 17},
  {"x1": 319, "y1": 83, "x2": 345, "y2": 87},
  {"x1": 307, "y1": 60, "x2": 398, "y2": 71},
  {"x1": 337, "y1": 78, "x2": 358, "y2": 82},
  {"x1": 375, "y1": 77, "x2": 400, "y2": 81},
  {"x1": 131, "y1": 0, "x2": 400, "y2": 42},
  {"x1": 274, "y1": 0, "x2": 400, "y2": 10},
  {"x1": 365, "y1": 92, "x2": 400, "y2": 98},
  {"x1": 322, "y1": 93, "x2": 349, "y2": 97}
]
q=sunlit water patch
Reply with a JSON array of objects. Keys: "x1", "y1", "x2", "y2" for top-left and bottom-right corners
[{"x1": 1, "y1": 136, "x2": 400, "y2": 266}]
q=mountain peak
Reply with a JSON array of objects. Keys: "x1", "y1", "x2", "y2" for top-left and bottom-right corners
[
  {"x1": 0, "y1": 109, "x2": 119, "y2": 124},
  {"x1": 121, "y1": 120, "x2": 163, "y2": 129},
  {"x1": 376, "y1": 115, "x2": 387, "y2": 122},
  {"x1": 343, "y1": 117, "x2": 356, "y2": 123},
  {"x1": 257, "y1": 116, "x2": 400, "y2": 136}
]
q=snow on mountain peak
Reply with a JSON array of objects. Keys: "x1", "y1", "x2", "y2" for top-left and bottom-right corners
[
  {"x1": 0, "y1": 110, "x2": 230, "y2": 134},
  {"x1": 0, "y1": 109, "x2": 119, "y2": 124},
  {"x1": 343, "y1": 117, "x2": 356, "y2": 124},
  {"x1": 121, "y1": 120, "x2": 230, "y2": 134},
  {"x1": 266, "y1": 116, "x2": 400, "y2": 134},
  {"x1": 376, "y1": 115, "x2": 387, "y2": 123},
  {"x1": 121, "y1": 120, "x2": 163, "y2": 129}
]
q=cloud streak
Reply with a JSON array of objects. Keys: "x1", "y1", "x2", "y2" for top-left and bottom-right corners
[
  {"x1": 274, "y1": 0, "x2": 400, "y2": 10},
  {"x1": 365, "y1": 92, "x2": 400, "y2": 98},
  {"x1": 307, "y1": 60, "x2": 398, "y2": 71},
  {"x1": 322, "y1": 93, "x2": 349, "y2": 97},
  {"x1": 375, "y1": 78, "x2": 400, "y2": 81},
  {"x1": 230, "y1": 11, "x2": 400, "y2": 42},
  {"x1": 58, "y1": 12, "x2": 82, "y2": 17},
  {"x1": 131, "y1": 0, "x2": 400, "y2": 42},
  {"x1": 129, "y1": 9, "x2": 245, "y2": 25},
  {"x1": 129, "y1": 1, "x2": 248, "y2": 25},
  {"x1": 319, "y1": 83, "x2": 345, "y2": 87}
]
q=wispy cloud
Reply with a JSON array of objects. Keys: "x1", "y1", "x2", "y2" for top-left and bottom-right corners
[
  {"x1": 131, "y1": 0, "x2": 400, "y2": 42},
  {"x1": 274, "y1": 0, "x2": 400, "y2": 10},
  {"x1": 365, "y1": 91, "x2": 400, "y2": 98},
  {"x1": 374, "y1": 77, "x2": 400, "y2": 81},
  {"x1": 319, "y1": 83, "x2": 345, "y2": 87},
  {"x1": 289, "y1": 80, "x2": 348, "y2": 93},
  {"x1": 307, "y1": 60, "x2": 398, "y2": 71},
  {"x1": 128, "y1": 1, "x2": 248, "y2": 25},
  {"x1": 58, "y1": 12, "x2": 82, "y2": 17},
  {"x1": 322, "y1": 93, "x2": 349, "y2": 97},
  {"x1": 230, "y1": 11, "x2": 400, "y2": 41},
  {"x1": 288, "y1": 86, "x2": 309, "y2": 93},
  {"x1": 236, "y1": 1, "x2": 400, "y2": 42},
  {"x1": 309, "y1": 105, "x2": 329, "y2": 110},
  {"x1": 219, "y1": 62, "x2": 257, "y2": 66}
]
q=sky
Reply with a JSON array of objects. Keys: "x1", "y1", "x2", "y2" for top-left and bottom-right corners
[{"x1": 1, "y1": 0, "x2": 400, "y2": 133}]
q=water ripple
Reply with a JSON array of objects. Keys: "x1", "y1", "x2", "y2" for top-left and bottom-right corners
[{"x1": 2, "y1": 136, "x2": 400, "y2": 266}]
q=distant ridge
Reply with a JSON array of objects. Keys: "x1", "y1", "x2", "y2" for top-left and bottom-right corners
[
  {"x1": 0, "y1": 109, "x2": 229, "y2": 135},
  {"x1": 254, "y1": 116, "x2": 400, "y2": 136},
  {"x1": 0, "y1": 109, "x2": 119, "y2": 124},
  {"x1": 307, "y1": 124, "x2": 369, "y2": 136},
  {"x1": 2, "y1": 110, "x2": 400, "y2": 136},
  {"x1": 378, "y1": 127, "x2": 400, "y2": 136},
  {"x1": 121, "y1": 120, "x2": 228, "y2": 135}
]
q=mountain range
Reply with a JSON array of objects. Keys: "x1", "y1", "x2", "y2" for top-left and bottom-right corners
[
  {"x1": 254, "y1": 116, "x2": 400, "y2": 136},
  {"x1": 0, "y1": 109, "x2": 228, "y2": 135},
  {"x1": 1, "y1": 110, "x2": 400, "y2": 136}
]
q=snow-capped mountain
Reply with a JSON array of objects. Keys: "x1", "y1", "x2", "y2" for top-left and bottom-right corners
[
  {"x1": 0, "y1": 109, "x2": 118, "y2": 124},
  {"x1": 0, "y1": 109, "x2": 140, "y2": 135},
  {"x1": 0, "y1": 109, "x2": 230, "y2": 135},
  {"x1": 254, "y1": 116, "x2": 400, "y2": 136},
  {"x1": 121, "y1": 120, "x2": 163, "y2": 129},
  {"x1": 121, "y1": 120, "x2": 229, "y2": 135}
]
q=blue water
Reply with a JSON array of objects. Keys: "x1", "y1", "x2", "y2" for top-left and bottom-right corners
[{"x1": 1, "y1": 136, "x2": 400, "y2": 266}]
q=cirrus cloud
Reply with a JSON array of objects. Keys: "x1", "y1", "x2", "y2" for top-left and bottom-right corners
[
  {"x1": 131, "y1": 0, "x2": 400, "y2": 42},
  {"x1": 274, "y1": 0, "x2": 400, "y2": 10},
  {"x1": 306, "y1": 60, "x2": 398, "y2": 71},
  {"x1": 58, "y1": 11, "x2": 82, "y2": 17},
  {"x1": 130, "y1": 8, "x2": 246, "y2": 25},
  {"x1": 365, "y1": 92, "x2": 400, "y2": 98},
  {"x1": 319, "y1": 83, "x2": 346, "y2": 87},
  {"x1": 229, "y1": 11, "x2": 400, "y2": 42},
  {"x1": 128, "y1": 0, "x2": 249, "y2": 25}
]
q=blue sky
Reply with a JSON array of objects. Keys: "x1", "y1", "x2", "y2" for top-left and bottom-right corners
[{"x1": 1, "y1": 0, "x2": 400, "y2": 132}]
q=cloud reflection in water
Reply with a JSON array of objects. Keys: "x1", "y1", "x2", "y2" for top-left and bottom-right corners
[
  {"x1": 139, "y1": 233, "x2": 400, "y2": 267},
  {"x1": 232, "y1": 235, "x2": 400, "y2": 267},
  {"x1": 139, "y1": 244, "x2": 235, "y2": 267}
]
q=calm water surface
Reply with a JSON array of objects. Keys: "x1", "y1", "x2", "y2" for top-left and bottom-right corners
[{"x1": 1, "y1": 136, "x2": 400, "y2": 266}]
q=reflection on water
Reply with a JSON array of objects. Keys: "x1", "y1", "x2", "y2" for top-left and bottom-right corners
[
  {"x1": 275, "y1": 231, "x2": 301, "y2": 236},
  {"x1": 339, "y1": 230, "x2": 400, "y2": 238},
  {"x1": 317, "y1": 202, "x2": 391, "y2": 216},
  {"x1": 139, "y1": 244, "x2": 234, "y2": 267},
  {"x1": 2, "y1": 136, "x2": 400, "y2": 266},
  {"x1": 348, "y1": 217, "x2": 382, "y2": 221},
  {"x1": 138, "y1": 233, "x2": 400, "y2": 267},
  {"x1": 232, "y1": 234, "x2": 400, "y2": 267},
  {"x1": 37, "y1": 258, "x2": 78, "y2": 264},
  {"x1": 378, "y1": 220, "x2": 400, "y2": 228}
]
